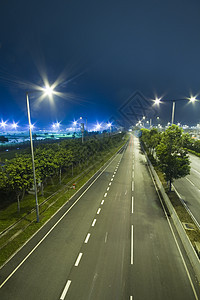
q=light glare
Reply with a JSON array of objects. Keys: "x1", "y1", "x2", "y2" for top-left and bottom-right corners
[{"x1": 154, "y1": 97, "x2": 161, "y2": 105}]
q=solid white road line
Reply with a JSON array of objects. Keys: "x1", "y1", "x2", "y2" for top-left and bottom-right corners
[
  {"x1": 92, "y1": 219, "x2": 96, "y2": 227},
  {"x1": 101, "y1": 200, "x2": 104, "y2": 205},
  {"x1": 104, "y1": 192, "x2": 107, "y2": 197},
  {"x1": 132, "y1": 196, "x2": 134, "y2": 214},
  {"x1": 0, "y1": 142, "x2": 123, "y2": 289},
  {"x1": 84, "y1": 233, "x2": 91, "y2": 244},
  {"x1": 60, "y1": 280, "x2": 71, "y2": 300},
  {"x1": 75, "y1": 253, "x2": 83, "y2": 267},
  {"x1": 130, "y1": 296, "x2": 133, "y2": 300},
  {"x1": 97, "y1": 208, "x2": 101, "y2": 215},
  {"x1": 186, "y1": 177, "x2": 195, "y2": 186},
  {"x1": 193, "y1": 168, "x2": 200, "y2": 176},
  {"x1": 131, "y1": 225, "x2": 134, "y2": 265}
]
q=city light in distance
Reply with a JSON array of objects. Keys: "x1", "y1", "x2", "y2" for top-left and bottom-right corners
[
  {"x1": 73, "y1": 120, "x2": 77, "y2": 126},
  {"x1": 11, "y1": 122, "x2": 18, "y2": 129},
  {"x1": 0, "y1": 120, "x2": 7, "y2": 128},
  {"x1": 96, "y1": 123, "x2": 101, "y2": 131}
]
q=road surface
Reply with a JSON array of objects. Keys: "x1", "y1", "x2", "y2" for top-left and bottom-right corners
[
  {"x1": 173, "y1": 153, "x2": 200, "y2": 227},
  {"x1": 0, "y1": 134, "x2": 199, "y2": 299}
]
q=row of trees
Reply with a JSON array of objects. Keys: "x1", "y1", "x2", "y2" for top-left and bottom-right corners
[
  {"x1": 0, "y1": 133, "x2": 125, "y2": 210},
  {"x1": 140, "y1": 125, "x2": 191, "y2": 191}
]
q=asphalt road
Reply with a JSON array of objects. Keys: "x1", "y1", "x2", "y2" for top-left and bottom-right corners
[
  {"x1": 173, "y1": 153, "x2": 200, "y2": 226},
  {"x1": 0, "y1": 134, "x2": 199, "y2": 300}
]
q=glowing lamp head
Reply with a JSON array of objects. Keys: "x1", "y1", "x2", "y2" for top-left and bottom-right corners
[
  {"x1": 0, "y1": 120, "x2": 7, "y2": 128},
  {"x1": 96, "y1": 123, "x2": 101, "y2": 130},
  {"x1": 154, "y1": 97, "x2": 161, "y2": 105},
  {"x1": 43, "y1": 85, "x2": 54, "y2": 96},
  {"x1": 12, "y1": 122, "x2": 18, "y2": 129},
  {"x1": 189, "y1": 96, "x2": 197, "y2": 103}
]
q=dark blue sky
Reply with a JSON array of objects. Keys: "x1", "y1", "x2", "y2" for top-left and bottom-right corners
[{"x1": 0, "y1": 0, "x2": 200, "y2": 128}]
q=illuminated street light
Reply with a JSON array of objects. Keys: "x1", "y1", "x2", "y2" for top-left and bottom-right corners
[
  {"x1": 189, "y1": 96, "x2": 197, "y2": 103},
  {"x1": 11, "y1": 122, "x2": 18, "y2": 130},
  {"x1": 171, "y1": 96, "x2": 198, "y2": 124},
  {"x1": 42, "y1": 84, "x2": 54, "y2": 97},
  {"x1": 155, "y1": 95, "x2": 196, "y2": 125},
  {"x1": 55, "y1": 121, "x2": 60, "y2": 128},
  {"x1": 107, "y1": 122, "x2": 112, "y2": 133},
  {"x1": 0, "y1": 120, "x2": 7, "y2": 128},
  {"x1": 73, "y1": 120, "x2": 77, "y2": 126},
  {"x1": 26, "y1": 84, "x2": 54, "y2": 223},
  {"x1": 96, "y1": 123, "x2": 101, "y2": 131},
  {"x1": 154, "y1": 97, "x2": 162, "y2": 105}
]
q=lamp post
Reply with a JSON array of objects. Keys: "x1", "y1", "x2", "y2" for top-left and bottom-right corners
[
  {"x1": 26, "y1": 85, "x2": 54, "y2": 222},
  {"x1": 171, "y1": 97, "x2": 197, "y2": 124},
  {"x1": 154, "y1": 96, "x2": 196, "y2": 125},
  {"x1": 26, "y1": 92, "x2": 39, "y2": 222},
  {"x1": 80, "y1": 116, "x2": 88, "y2": 143}
]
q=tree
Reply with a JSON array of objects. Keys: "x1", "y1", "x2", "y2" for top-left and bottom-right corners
[
  {"x1": 182, "y1": 132, "x2": 193, "y2": 149},
  {"x1": 54, "y1": 148, "x2": 73, "y2": 184},
  {"x1": 4, "y1": 155, "x2": 33, "y2": 212},
  {"x1": 35, "y1": 148, "x2": 56, "y2": 196},
  {"x1": 156, "y1": 125, "x2": 190, "y2": 191}
]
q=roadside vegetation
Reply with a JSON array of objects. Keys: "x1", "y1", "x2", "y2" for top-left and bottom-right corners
[
  {"x1": 0, "y1": 132, "x2": 128, "y2": 267},
  {"x1": 140, "y1": 125, "x2": 200, "y2": 252}
]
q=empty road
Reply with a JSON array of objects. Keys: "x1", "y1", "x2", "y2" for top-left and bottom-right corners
[{"x1": 0, "y1": 134, "x2": 199, "y2": 299}]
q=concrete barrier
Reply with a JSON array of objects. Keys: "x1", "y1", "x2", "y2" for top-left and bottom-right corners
[{"x1": 145, "y1": 153, "x2": 200, "y2": 282}]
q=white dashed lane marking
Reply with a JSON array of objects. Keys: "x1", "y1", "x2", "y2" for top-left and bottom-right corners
[
  {"x1": 84, "y1": 233, "x2": 91, "y2": 244},
  {"x1": 60, "y1": 280, "x2": 71, "y2": 300},
  {"x1": 92, "y1": 219, "x2": 96, "y2": 227},
  {"x1": 75, "y1": 253, "x2": 83, "y2": 267}
]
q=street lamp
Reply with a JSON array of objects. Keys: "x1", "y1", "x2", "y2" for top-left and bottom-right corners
[
  {"x1": 11, "y1": 121, "x2": 18, "y2": 130},
  {"x1": 26, "y1": 85, "x2": 54, "y2": 222},
  {"x1": 171, "y1": 96, "x2": 198, "y2": 125},
  {"x1": 107, "y1": 122, "x2": 112, "y2": 133},
  {"x1": 154, "y1": 96, "x2": 196, "y2": 125},
  {"x1": 189, "y1": 96, "x2": 197, "y2": 103},
  {"x1": 153, "y1": 97, "x2": 162, "y2": 105},
  {"x1": 96, "y1": 123, "x2": 101, "y2": 131},
  {"x1": 0, "y1": 120, "x2": 7, "y2": 129}
]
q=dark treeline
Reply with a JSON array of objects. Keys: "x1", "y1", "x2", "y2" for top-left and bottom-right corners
[{"x1": 0, "y1": 133, "x2": 125, "y2": 209}]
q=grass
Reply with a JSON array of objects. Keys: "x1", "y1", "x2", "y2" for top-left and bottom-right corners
[{"x1": 0, "y1": 138, "x2": 128, "y2": 267}]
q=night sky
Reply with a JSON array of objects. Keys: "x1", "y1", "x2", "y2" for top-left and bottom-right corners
[{"x1": 0, "y1": 0, "x2": 200, "y2": 129}]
